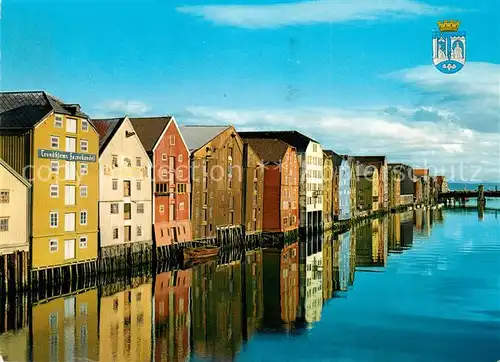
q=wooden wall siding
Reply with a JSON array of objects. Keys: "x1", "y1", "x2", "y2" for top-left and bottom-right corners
[
  {"x1": 281, "y1": 147, "x2": 299, "y2": 232},
  {"x1": 244, "y1": 146, "x2": 264, "y2": 234},
  {"x1": 323, "y1": 158, "x2": 333, "y2": 223},
  {"x1": 0, "y1": 131, "x2": 32, "y2": 179},
  {"x1": 191, "y1": 127, "x2": 244, "y2": 239},
  {"x1": 262, "y1": 165, "x2": 281, "y2": 232},
  {"x1": 153, "y1": 121, "x2": 192, "y2": 246}
]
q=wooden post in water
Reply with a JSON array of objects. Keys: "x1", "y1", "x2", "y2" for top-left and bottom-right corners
[{"x1": 478, "y1": 184, "x2": 486, "y2": 207}]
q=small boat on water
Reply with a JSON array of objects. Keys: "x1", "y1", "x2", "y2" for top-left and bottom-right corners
[{"x1": 183, "y1": 245, "x2": 220, "y2": 265}]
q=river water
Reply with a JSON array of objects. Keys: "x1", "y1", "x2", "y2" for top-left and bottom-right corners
[{"x1": 0, "y1": 205, "x2": 499, "y2": 362}]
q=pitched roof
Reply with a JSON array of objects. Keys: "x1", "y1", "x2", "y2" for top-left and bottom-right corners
[
  {"x1": 91, "y1": 117, "x2": 125, "y2": 153},
  {"x1": 324, "y1": 150, "x2": 344, "y2": 167},
  {"x1": 129, "y1": 116, "x2": 172, "y2": 152},
  {"x1": 242, "y1": 138, "x2": 291, "y2": 163},
  {"x1": 238, "y1": 131, "x2": 318, "y2": 152},
  {"x1": 0, "y1": 91, "x2": 88, "y2": 129},
  {"x1": 179, "y1": 125, "x2": 231, "y2": 152},
  {"x1": 353, "y1": 156, "x2": 386, "y2": 163},
  {"x1": 0, "y1": 157, "x2": 31, "y2": 187}
]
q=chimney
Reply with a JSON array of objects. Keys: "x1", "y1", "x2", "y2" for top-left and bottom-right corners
[{"x1": 64, "y1": 104, "x2": 81, "y2": 114}]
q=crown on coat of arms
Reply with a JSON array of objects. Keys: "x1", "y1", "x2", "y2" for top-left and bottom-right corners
[{"x1": 437, "y1": 20, "x2": 460, "y2": 32}]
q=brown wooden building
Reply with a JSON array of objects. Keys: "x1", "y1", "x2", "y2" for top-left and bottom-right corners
[
  {"x1": 180, "y1": 125, "x2": 263, "y2": 239},
  {"x1": 242, "y1": 138, "x2": 299, "y2": 233}
]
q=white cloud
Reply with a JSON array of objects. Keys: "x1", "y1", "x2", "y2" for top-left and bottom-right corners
[
  {"x1": 177, "y1": 0, "x2": 452, "y2": 28},
  {"x1": 100, "y1": 100, "x2": 152, "y2": 116},
  {"x1": 390, "y1": 62, "x2": 500, "y2": 133},
  {"x1": 181, "y1": 105, "x2": 500, "y2": 182}
]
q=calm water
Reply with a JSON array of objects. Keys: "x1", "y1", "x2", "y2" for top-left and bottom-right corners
[{"x1": 1, "y1": 207, "x2": 499, "y2": 362}]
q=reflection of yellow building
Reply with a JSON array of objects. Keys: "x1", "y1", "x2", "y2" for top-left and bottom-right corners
[
  {"x1": 0, "y1": 328, "x2": 28, "y2": 361},
  {"x1": 322, "y1": 232, "x2": 333, "y2": 301},
  {"x1": 372, "y1": 219, "x2": 380, "y2": 262},
  {"x1": 32, "y1": 289, "x2": 98, "y2": 362},
  {"x1": 372, "y1": 168, "x2": 379, "y2": 211},
  {"x1": 0, "y1": 92, "x2": 99, "y2": 270},
  {"x1": 99, "y1": 282, "x2": 152, "y2": 362},
  {"x1": 389, "y1": 214, "x2": 401, "y2": 251}
]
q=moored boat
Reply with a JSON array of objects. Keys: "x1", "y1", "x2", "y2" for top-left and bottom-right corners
[{"x1": 183, "y1": 245, "x2": 220, "y2": 264}]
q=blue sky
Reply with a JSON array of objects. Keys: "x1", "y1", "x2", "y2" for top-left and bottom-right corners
[{"x1": 2, "y1": 0, "x2": 499, "y2": 181}]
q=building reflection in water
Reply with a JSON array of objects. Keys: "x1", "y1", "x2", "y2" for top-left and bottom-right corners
[
  {"x1": 32, "y1": 289, "x2": 99, "y2": 362},
  {"x1": 338, "y1": 230, "x2": 351, "y2": 291},
  {"x1": 244, "y1": 250, "x2": 264, "y2": 340},
  {"x1": 99, "y1": 280, "x2": 152, "y2": 362},
  {"x1": 305, "y1": 234, "x2": 323, "y2": 323},
  {"x1": 191, "y1": 260, "x2": 243, "y2": 360},
  {"x1": 414, "y1": 209, "x2": 432, "y2": 236},
  {"x1": 154, "y1": 270, "x2": 191, "y2": 362},
  {"x1": 322, "y1": 232, "x2": 333, "y2": 301},
  {"x1": 280, "y1": 242, "x2": 299, "y2": 326},
  {"x1": 0, "y1": 294, "x2": 28, "y2": 362}
]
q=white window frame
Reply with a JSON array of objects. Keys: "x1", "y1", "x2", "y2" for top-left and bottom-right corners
[
  {"x1": 51, "y1": 136, "x2": 59, "y2": 149},
  {"x1": 0, "y1": 217, "x2": 9, "y2": 232},
  {"x1": 136, "y1": 180, "x2": 142, "y2": 191},
  {"x1": 80, "y1": 210, "x2": 88, "y2": 226},
  {"x1": 161, "y1": 169, "x2": 167, "y2": 177},
  {"x1": 50, "y1": 185, "x2": 59, "y2": 198},
  {"x1": 112, "y1": 179, "x2": 118, "y2": 190},
  {"x1": 159, "y1": 205, "x2": 165, "y2": 213},
  {"x1": 66, "y1": 118, "x2": 77, "y2": 133},
  {"x1": 80, "y1": 185, "x2": 88, "y2": 198},
  {"x1": 137, "y1": 225, "x2": 142, "y2": 237},
  {"x1": 49, "y1": 212, "x2": 59, "y2": 228},
  {"x1": 50, "y1": 161, "x2": 59, "y2": 174},
  {"x1": 64, "y1": 185, "x2": 76, "y2": 206},
  {"x1": 137, "y1": 203, "x2": 144, "y2": 214},
  {"x1": 113, "y1": 227, "x2": 119, "y2": 240},
  {"x1": 178, "y1": 154, "x2": 183, "y2": 162},
  {"x1": 136, "y1": 157, "x2": 141, "y2": 167},
  {"x1": 110, "y1": 203, "x2": 119, "y2": 214},
  {"x1": 80, "y1": 163, "x2": 88, "y2": 176},
  {"x1": 54, "y1": 115, "x2": 63, "y2": 128},
  {"x1": 49, "y1": 239, "x2": 58, "y2": 252},
  {"x1": 0, "y1": 190, "x2": 10, "y2": 203},
  {"x1": 162, "y1": 153, "x2": 167, "y2": 161},
  {"x1": 81, "y1": 119, "x2": 89, "y2": 132},
  {"x1": 80, "y1": 139, "x2": 88, "y2": 152},
  {"x1": 169, "y1": 135, "x2": 175, "y2": 145},
  {"x1": 179, "y1": 169, "x2": 183, "y2": 178},
  {"x1": 179, "y1": 202, "x2": 185, "y2": 211},
  {"x1": 79, "y1": 236, "x2": 88, "y2": 249}
]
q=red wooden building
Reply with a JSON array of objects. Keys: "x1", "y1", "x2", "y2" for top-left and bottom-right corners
[
  {"x1": 242, "y1": 138, "x2": 299, "y2": 233},
  {"x1": 130, "y1": 116, "x2": 192, "y2": 247}
]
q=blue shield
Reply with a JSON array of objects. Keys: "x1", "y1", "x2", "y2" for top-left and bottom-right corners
[{"x1": 432, "y1": 29, "x2": 466, "y2": 74}]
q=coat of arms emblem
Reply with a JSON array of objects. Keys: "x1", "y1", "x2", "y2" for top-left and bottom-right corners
[{"x1": 432, "y1": 20, "x2": 466, "y2": 74}]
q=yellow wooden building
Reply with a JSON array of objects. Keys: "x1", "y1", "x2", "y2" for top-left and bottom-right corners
[{"x1": 0, "y1": 91, "x2": 99, "y2": 270}]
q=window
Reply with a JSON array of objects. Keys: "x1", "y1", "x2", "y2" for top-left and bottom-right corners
[
  {"x1": 161, "y1": 169, "x2": 167, "y2": 177},
  {"x1": 0, "y1": 190, "x2": 9, "y2": 203},
  {"x1": 112, "y1": 155, "x2": 118, "y2": 168},
  {"x1": 50, "y1": 212, "x2": 59, "y2": 228},
  {"x1": 65, "y1": 161, "x2": 76, "y2": 180},
  {"x1": 49, "y1": 239, "x2": 58, "y2": 252},
  {"x1": 50, "y1": 185, "x2": 59, "y2": 198},
  {"x1": 113, "y1": 227, "x2": 119, "y2": 239},
  {"x1": 66, "y1": 118, "x2": 77, "y2": 133},
  {"x1": 64, "y1": 185, "x2": 76, "y2": 205},
  {"x1": 124, "y1": 203, "x2": 131, "y2": 220},
  {"x1": 50, "y1": 161, "x2": 59, "y2": 174},
  {"x1": 136, "y1": 180, "x2": 142, "y2": 191},
  {"x1": 79, "y1": 236, "x2": 88, "y2": 248},
  {"x1": 177, "y1": 184, "x2": 186, "y2": 193},
  {"x1": 179, "y1": 202, "x2": 185, "y2": 211},
  {"x1": 64, "y1": 213, "x2": 76, "y2": 232},
  {"x1": 80, "y1": 140, "x2": 88, "y2": 152},
  {"x1": 79, "y1": 303, "x2": 88, "y2": 316},
  {"x1": 80, "y1": 210, "x2": 87, "y2": 225},
  {"x1": 159, "y1": 205, "x2": 165, "y2": 213},
  {"x1": 137, "y1": 203, "x2": 144, "y2": 214},
  {"x1": 137, "y1": 225, "x2": 142, "y2": 237},
  {"x1": 54, "y1": 115, "x2": 63, "y2": 128},
  {"x1": 0, "y1": 218, "x2": 8, "y2": 232},
  {"x1": 65, "y1": 137, "x2": 76, "y2": 152},
  {"x1": 178, "y1": 154, "x2": 183, "y2": 162},
  {"x1": 178, "y1": 169, "x2": 183, "y2": 178},
  {"x1": 123, "y1": 181, "x2": 131, "y2": 197},
  {"x1": 124, "y1": 158, "x2": 131, "y2": 167},
  {"x1": 169, "y1": 135, "x2": 175, "y2": 145},
  {"x1": 81, "y1": 119, "x2": 89, "y2": 131},
  {"x1": 313, "y1": 144, "x2": 317, "y2": 152},
  {"x1": 136, "y1": 157, "x2": 141, "y2": 167},
  {"x1": 51, "y1": 136, "x2": 59, "y2": 149},
  {"x1": 112, "y1": 179, "x2": 118, "y2": 190},
  {"x1": 162, "y1": 153, "x2": 167, "y2": 161},
  {"x1": 110, "y1": 203, "x2": 119, "y2": 214},
  {"x1": 80, "y1": 185, "x2": 88, "y2": 198},
  {"x1": 80, "y1": 163, "x2": 88, "y2": 175}
]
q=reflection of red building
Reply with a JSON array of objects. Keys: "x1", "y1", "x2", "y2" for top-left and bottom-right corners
[
  {"x1": 131, "y1": 117, "x2": 192, "y2": 247},
  {"x1": 154, "y1": 270, "x2": 192, "y2": 362},
  {"x1": 280, "y1": 241, "x2": 299, "y2": 323}
]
